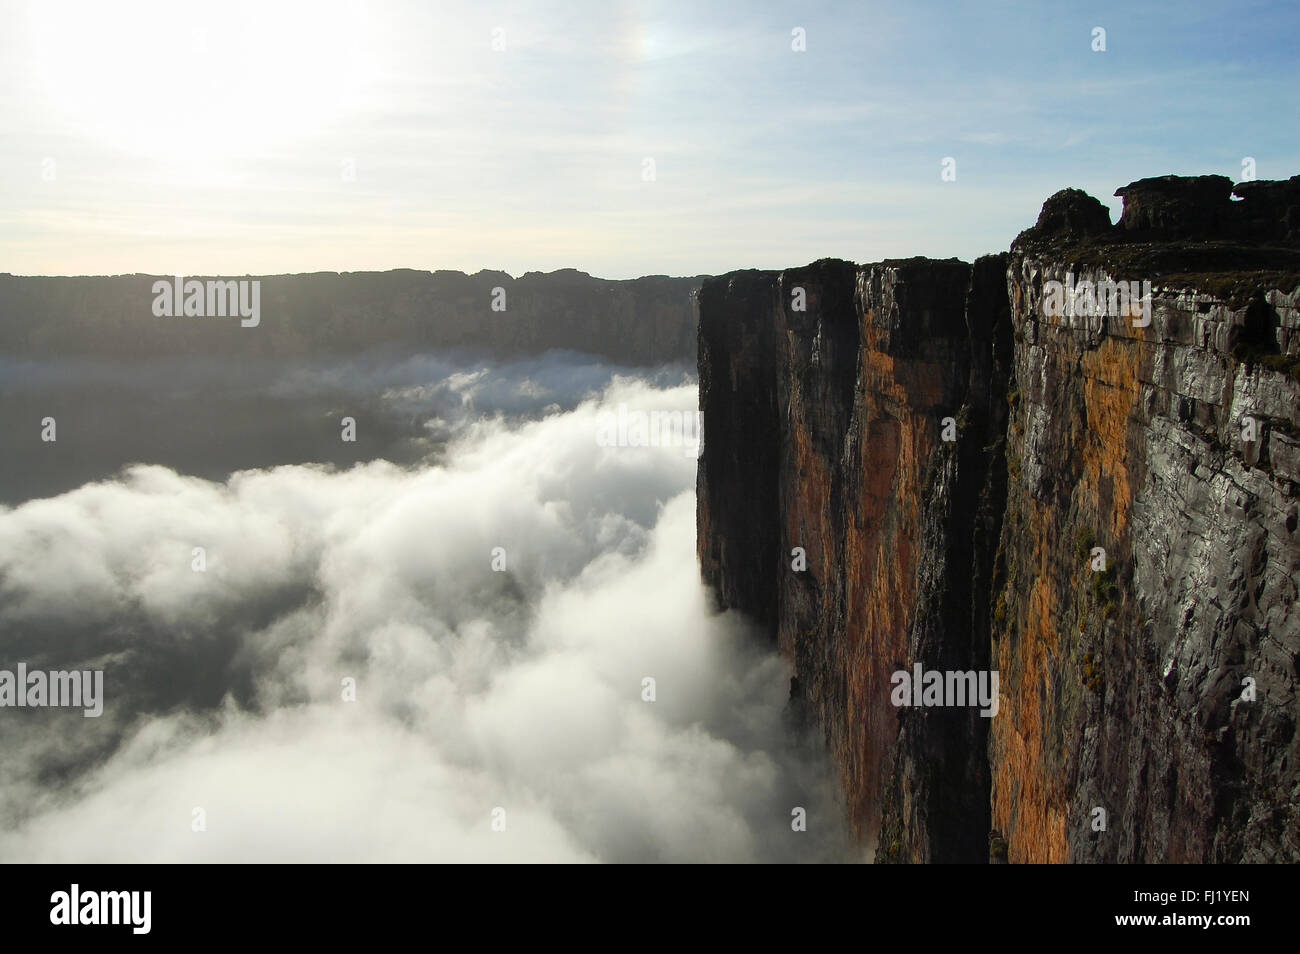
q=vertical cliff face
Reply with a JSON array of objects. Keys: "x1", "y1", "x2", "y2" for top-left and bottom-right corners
[
  {"x1": 994, "y1": 183, "x2": 1300, "y2": 863},
  {"x1": 698, "y1": 176, "x2": 1300, "y2": 862},
  {"x1": 698, "y1": 256, "x2": 1011, "y2": 861}
]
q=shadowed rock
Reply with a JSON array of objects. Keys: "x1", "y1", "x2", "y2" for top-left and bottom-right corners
[
  {"x1": 1113, "y1": 174, "x2": 1234, "y2": 237},
  {"x1": 1014, "y1": 188, "x2": 1112, "y2": 247},
  {"x1": 1233, "y1": 175, "x2": 1300, "y2": 241},
  {"x1": 0, "y1": 268, "x2": 704, "y2": 365}
]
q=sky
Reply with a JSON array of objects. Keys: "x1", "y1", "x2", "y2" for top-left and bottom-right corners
[{"x1": 1, "y1": 0, "x2": 1297, "y2": 278}]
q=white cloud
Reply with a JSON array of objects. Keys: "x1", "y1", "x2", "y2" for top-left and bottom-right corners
[{"x1": 0, "y1": 376, "x2": 849, "y2": 862}]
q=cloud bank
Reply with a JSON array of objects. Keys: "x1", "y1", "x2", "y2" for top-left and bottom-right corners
[{"x1": 0, "y1": 375, "x2": 850, "y2": 862}]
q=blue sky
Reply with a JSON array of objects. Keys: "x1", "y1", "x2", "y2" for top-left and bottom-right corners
[{"x1": 1, "y1": 0, "x2": 1297, "y2": 277}]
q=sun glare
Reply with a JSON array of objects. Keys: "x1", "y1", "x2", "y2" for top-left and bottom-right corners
[{"x1": 29, "y1": 0, "x2": 374, "y2": 163}]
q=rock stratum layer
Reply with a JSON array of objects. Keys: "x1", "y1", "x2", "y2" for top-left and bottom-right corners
[
  {"x1": 0, "y1": 268, "x2": 702, "y2": 365},
  {"x1": 698, "y1": 175, "x2": 1300, "y2": 862}
]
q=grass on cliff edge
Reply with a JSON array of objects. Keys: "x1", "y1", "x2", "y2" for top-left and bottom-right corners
[{"x1": 1012, "y1": 236, "x2": 1300, "y2": 307}]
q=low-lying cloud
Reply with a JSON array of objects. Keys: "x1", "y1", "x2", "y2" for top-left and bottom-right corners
[{"x1": 0, "y1": 375, "x2": 850, "y2": 862}]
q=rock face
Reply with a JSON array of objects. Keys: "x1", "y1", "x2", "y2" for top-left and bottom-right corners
[
  {"x1": 698, "y1": 255, "x2": 1011, "y2": 862},
  {"x1": 1233, "y1": 176, "x2": 1300, "y2": 242},
  {"x1": 1110, "y1": 173, "x2": 1300, "y2": 242},
  {"x1": 1019, "y1": 188, "x2": 1113, "y2": 244},
  {"x1": 0, "y1": 268, "x2": 702, "y2": 365},
  {"x1": 698, "y1": 175, "x2": 1300, "y2": 862},
  {"x1": 1113, "y1": 175, "x2": 1236, "y2": 238}
]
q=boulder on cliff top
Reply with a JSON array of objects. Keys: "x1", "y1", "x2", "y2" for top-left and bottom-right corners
[
  {"x1": 1112, "y1": 174, "x2": 1234, "y2": 237},
  {"x1": 1015, "y1": 173, "x2": 1300, "y2": 252},
  {"x1": 1012, "y1": 188, "x2": 1111, "y2": 249},
  {"x1": 1232, "y1": 174, "x2": 1300, "y2": 241}
]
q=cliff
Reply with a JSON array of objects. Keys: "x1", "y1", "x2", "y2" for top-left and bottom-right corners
[
  {"x1": 0, "y1": 268, "x2": 702, "y2": 365},
  {"x1": 698, "y1": 175, "x2": 1300, "y2": 862}
]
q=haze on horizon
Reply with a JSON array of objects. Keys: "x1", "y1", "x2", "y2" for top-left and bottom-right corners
[{"x1": 1, "y1": 0, "x2": 1297, "y2": 279}]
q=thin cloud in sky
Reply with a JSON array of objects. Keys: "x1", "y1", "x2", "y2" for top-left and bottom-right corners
[{"x1": 0, "y1": 0, "x2": 1296, "y2": 276}]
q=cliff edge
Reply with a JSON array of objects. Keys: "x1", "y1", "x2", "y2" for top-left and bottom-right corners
[{"x1": 697, "y1": 175, "x2": 1300, "y2": 862}]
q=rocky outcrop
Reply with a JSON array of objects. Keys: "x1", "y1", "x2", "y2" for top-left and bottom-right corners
[
  {"x1": 1017, "y1": 188, "x2": 1113, "y2": 245},
  {"x1": 0, "y1": 268, "x2": 702, "y2": 365},
  {"x1": 698, "y1": 255, "x2": 1010, "y2": 861},
  {"x1": 698, "y1": 175, "x2": 1300, "y2": 862},
  {"x1": 997, "y1": 179, "x2": 1300, "y2": 862},
  {"x1": 1109, "y1": 173, "x2": 1300, "y2": 242},
  {"x1": 1113, "y1": 175, "x2": 1236, "y2": 238},
  {"x1": 1233, "y1": 176, "x2": 1300, "y2": 242}
]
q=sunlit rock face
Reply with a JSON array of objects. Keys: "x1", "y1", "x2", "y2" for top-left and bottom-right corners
[{"x1": 698, "y1": 175, "x2": 1300, "y2": 863}]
